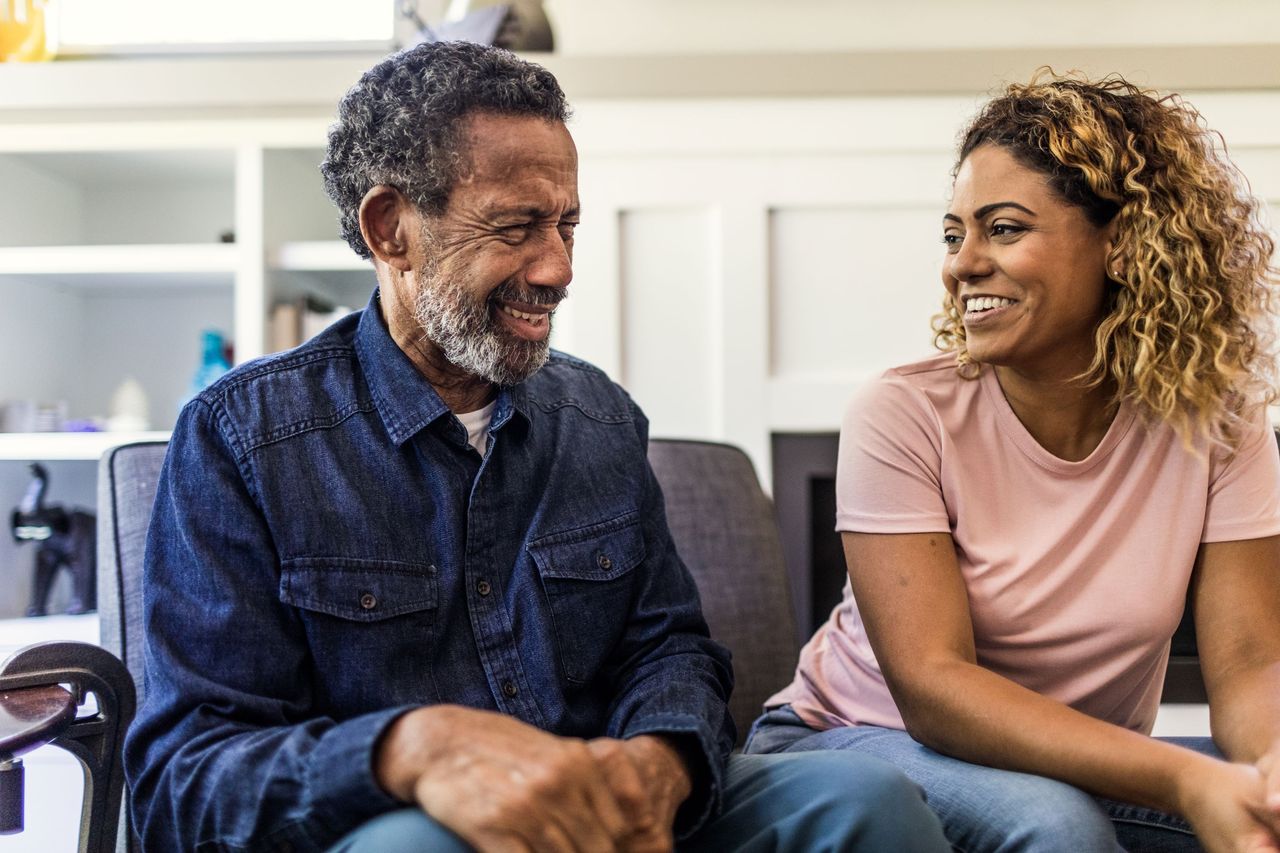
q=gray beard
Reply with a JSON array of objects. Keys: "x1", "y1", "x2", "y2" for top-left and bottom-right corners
[{"x1": 412, "y1": 273, "x2": 557, "y2": 387}]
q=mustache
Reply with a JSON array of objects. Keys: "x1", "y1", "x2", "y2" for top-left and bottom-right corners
[{"x1": 488, "y1": 279, "x2": 567, "y2": 308}]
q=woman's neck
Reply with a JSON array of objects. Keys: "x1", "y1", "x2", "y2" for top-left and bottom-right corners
[{"x1": 992, "y1": 364, "x2": 1120, "y2": 462}]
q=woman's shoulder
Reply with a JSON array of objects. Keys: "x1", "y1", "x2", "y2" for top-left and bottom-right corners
[
  {"x1": 883, "y1": 351, "x2": 963, "y2": 383},
  {"x1": 842, "y1": 352, "x2": 977, "y2": 443},
  {"x1": 851, "y1": 352, "x2": 978, "y2": 415}
]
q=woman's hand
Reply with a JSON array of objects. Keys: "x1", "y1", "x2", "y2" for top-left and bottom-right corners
[
  {"x1": 1180, "y1": 755, "x2": 1280, "y2": 853},
  {"x1": 1259, "y1": 740, "x2": 1280, "y2": 821}
]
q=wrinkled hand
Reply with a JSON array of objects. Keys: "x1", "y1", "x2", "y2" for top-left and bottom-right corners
[
  {"x1": 375, "y1": 705, "x2": 629, "y2": 852},
  {"x1": 585, "y1": 736, "x2": 693, "y2": 853},
  {"x1": 1182, "y1": 755, "x2": 1280, "y2": 853}
]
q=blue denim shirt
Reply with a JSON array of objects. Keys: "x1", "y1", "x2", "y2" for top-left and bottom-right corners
[{"x1": 124, "y1": 291, "x2": 735, "y2": 852}]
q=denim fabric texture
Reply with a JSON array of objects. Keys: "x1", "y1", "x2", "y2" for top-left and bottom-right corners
[
  {"x1": 746, "y1": 706, "x2": 1212, "y2": 853},
  {"x1": 328, "y1": 752, "x2": 953, "y2": 853},
  {"x1": 124, "y1": 290, "x2": 735, "y2": 852}
]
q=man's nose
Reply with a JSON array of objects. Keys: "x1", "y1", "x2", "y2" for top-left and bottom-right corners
[{"x1": 525, "y1": 228, "x2": 573, "y2": 289}]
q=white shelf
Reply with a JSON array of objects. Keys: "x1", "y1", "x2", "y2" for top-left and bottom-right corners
[
  {"x1": 0, "y1": 243, "x2": 238, "y2": 283},
  {"x1": 0, "y1": 48, "x2": 1276, "y2": 118},
  {"x1": 271, "y1": 240, "x2": 368, "y2": 272},
  {"x1": 0, "y1": 431, "x2": 169, "y2": 461},
  {"x1": 0, "y1": 612, "x2": 99, "y2": 657}
]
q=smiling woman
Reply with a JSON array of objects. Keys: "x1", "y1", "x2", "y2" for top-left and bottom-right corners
[
  {"x1": 936, "y1": 72, "x2": 1278, "y2": 451},
  {"x1": 941, "y1": 144, "x2": 1117, "y2": 407},
  {"x1": 747, "y1": 70, "x2": 1280, "y2": 853}
]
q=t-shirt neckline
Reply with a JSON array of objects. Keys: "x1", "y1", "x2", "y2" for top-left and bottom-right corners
[{"x1": 980, "y1": 365, "x2": 1136, "y2": 475}]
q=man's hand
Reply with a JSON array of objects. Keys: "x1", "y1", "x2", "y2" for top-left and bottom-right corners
[
  {"x1": 375, "y1": 705, "x2": 630, "y2": 852},
  {"x1": 585, "y1": 736, "x2": 693, "y2": 853}
]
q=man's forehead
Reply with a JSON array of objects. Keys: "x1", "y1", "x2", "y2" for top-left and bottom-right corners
[
  {"x1": 449, "y1": 113, "x2": 578, "y2": 214},
  {"x1": 459, "y1": 113, "x2": 576, "y2": 161}
]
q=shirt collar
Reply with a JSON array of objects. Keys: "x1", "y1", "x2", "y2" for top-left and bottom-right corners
[{"x1": 354, "y1": 288, "x2": 531, "y2": 447}]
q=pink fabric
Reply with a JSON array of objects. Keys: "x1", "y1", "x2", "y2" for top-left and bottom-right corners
[{"x1": 770, "y1": 352, "x2": 1280, "y2": 735}]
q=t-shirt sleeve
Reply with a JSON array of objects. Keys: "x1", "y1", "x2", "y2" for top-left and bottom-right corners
[
  {"x1": 1202, "y1": 406, "x2": 1280, "y2": 543},
  {"x1": 835, "y1": 373, "x2": 951, "y2": 534}
]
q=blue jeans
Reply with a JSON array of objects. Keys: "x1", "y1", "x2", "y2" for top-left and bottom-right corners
[
  {"x1": 744, "y1": 706, "x2": 1214, "y2": 853},
  {"x1": 327, "y1": 751, "x2": 951, "y2": 852}
]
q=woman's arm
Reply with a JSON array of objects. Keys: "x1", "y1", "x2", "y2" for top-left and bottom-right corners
[
  {"x1": 845, "y1": 530, "x2": 1280, "y2": 851},
  {"x1": 1194, "y1": 535, "x2": 1280, "y2": 807}
]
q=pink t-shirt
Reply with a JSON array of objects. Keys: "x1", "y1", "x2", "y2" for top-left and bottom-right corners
[{"x1": 769, "y1": 352, "x2": 1280, "y2": 735}]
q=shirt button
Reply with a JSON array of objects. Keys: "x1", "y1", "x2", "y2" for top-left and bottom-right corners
[
  {"x1": 597, "y1": 554, "x2": 612, "y2": 570},
  {"x1": 502, "y1": 680, "x2": 518, "y2": 697},
  {"x1": 476, "y1": 579, "x2": 492, "y2": 596},
  {"x1": 359, "y1": 592, "x2": 378, "y2": 610}
]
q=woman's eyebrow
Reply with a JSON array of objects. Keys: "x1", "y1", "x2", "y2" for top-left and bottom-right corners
[
  {"x1": 943, "y1": 202, "x2": 1038, "y2": 224},
  {"x1": 974, "y1": 201, "x2": 1037, "y2": 219}
]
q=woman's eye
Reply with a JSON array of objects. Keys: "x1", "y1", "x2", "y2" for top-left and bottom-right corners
[
  {"x1": 941, "y1": 233, "x2": 963, "y2": 252},
  {"x1": 991, "y1": 223, "x2": 1024, "y2": 237}
]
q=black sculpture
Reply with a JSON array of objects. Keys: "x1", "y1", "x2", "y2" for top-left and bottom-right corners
[{"x1": 9, "y1": 463, "x2": 96, "y2": 616}]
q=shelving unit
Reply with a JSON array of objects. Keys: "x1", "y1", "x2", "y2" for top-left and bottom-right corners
[
  {"x1": 0, "y1": 243, "x2": 238, "y2": 277},
  {"x1": 0, "y1": 145, "x2": 241, "y2": 627},
  {"x1": 0, "y1": 147, "x2": 240, "y2": 439},
  {"x1": 270, "y1": 240, "x2": 366, "y2": 272},
  {"x1": 0, "y1": 431, "x2": 170, "y2": 461},
  {"x1": 262, "y1": 146, "x2": 376, "y2": 313},
  {"x1": 0, "y1": 121, "x2": 390, "y2": 628},
  {"x1": 269, "y1": 239, "x2": 374, "y2": 309}
]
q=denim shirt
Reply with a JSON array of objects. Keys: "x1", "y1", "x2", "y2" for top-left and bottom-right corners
[{"x1": 124, "y1": 292, "x2": 735, "y2": 852}]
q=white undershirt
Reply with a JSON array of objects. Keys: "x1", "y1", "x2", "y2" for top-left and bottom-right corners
[{"x1": 455, "y1": 400, "x2": 496, "y2": 456}]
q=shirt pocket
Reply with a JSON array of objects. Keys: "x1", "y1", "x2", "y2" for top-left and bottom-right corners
[
  {"x1": 278, "y1": 557, "x2": 440, "y2": 712},
  {"x1": 279, "y1": 557, "x2": 438, "y2": 620},
  {"x1": 529, "y1": 513, "x2": 646, "y2": 685}
]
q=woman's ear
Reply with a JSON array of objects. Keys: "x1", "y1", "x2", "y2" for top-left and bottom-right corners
[
  {"x1": 1104, "y1": 220, "x2": 1125, "y2": 281},
  {"x1": 358, "y1": 185, "x2": 415, "y2": 272}
]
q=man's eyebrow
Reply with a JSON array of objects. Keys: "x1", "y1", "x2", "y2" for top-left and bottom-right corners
[{"x1": 489, "y1": 204, "x2": 580, "y2": 221}]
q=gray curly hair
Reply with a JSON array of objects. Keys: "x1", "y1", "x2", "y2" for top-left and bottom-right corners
[{"x1": 321, "y1": 40, "x2": 571, "y2": 259}]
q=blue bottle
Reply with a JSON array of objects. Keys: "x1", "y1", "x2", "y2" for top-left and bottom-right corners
[{"x1": 188, "y1": 329, "x2": 232, "y2": 398}]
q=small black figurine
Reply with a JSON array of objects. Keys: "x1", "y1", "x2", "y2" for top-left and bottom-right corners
[{"x1": 9, "y1": 463, "x2": 96, "y2": 616}]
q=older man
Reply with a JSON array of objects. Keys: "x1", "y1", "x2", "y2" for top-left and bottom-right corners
[{"x1": 124, "y1": 42, "x2": 948, "y2": 852}]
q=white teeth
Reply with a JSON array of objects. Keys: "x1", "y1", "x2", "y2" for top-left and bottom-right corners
[
  {"x1": 501, "y1": 305, "x2": 546, "y2": 324},
  {"x1": 965, "y1": 296, "x2": 1015, "y2": 313}
]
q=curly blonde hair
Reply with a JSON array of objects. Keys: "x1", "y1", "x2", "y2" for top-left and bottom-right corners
[{"x1": 933, "y1": 69, "x2": 1279, "y2": 449}]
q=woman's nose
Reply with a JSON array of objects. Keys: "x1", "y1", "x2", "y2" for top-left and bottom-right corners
[{"x1": 946, "y1": 235, "x2": 993, "y2": 283}]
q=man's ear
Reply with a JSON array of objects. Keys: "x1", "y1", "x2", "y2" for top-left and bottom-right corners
[{"x1": 358, "y1": 185, "x2": 415, "y2": 272}]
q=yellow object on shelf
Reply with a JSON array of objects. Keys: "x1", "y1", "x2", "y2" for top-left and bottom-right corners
[{"x1": 0, "y1": 0, "x2": 57, "y2": 62}]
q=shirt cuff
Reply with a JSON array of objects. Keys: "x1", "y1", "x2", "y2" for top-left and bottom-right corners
[
  {"x1": 622, "y1": 712, "x2": 726, "y2": 840},
  {"x1": 304, "y1": 705, "x2": 418, "y2": 844}
]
